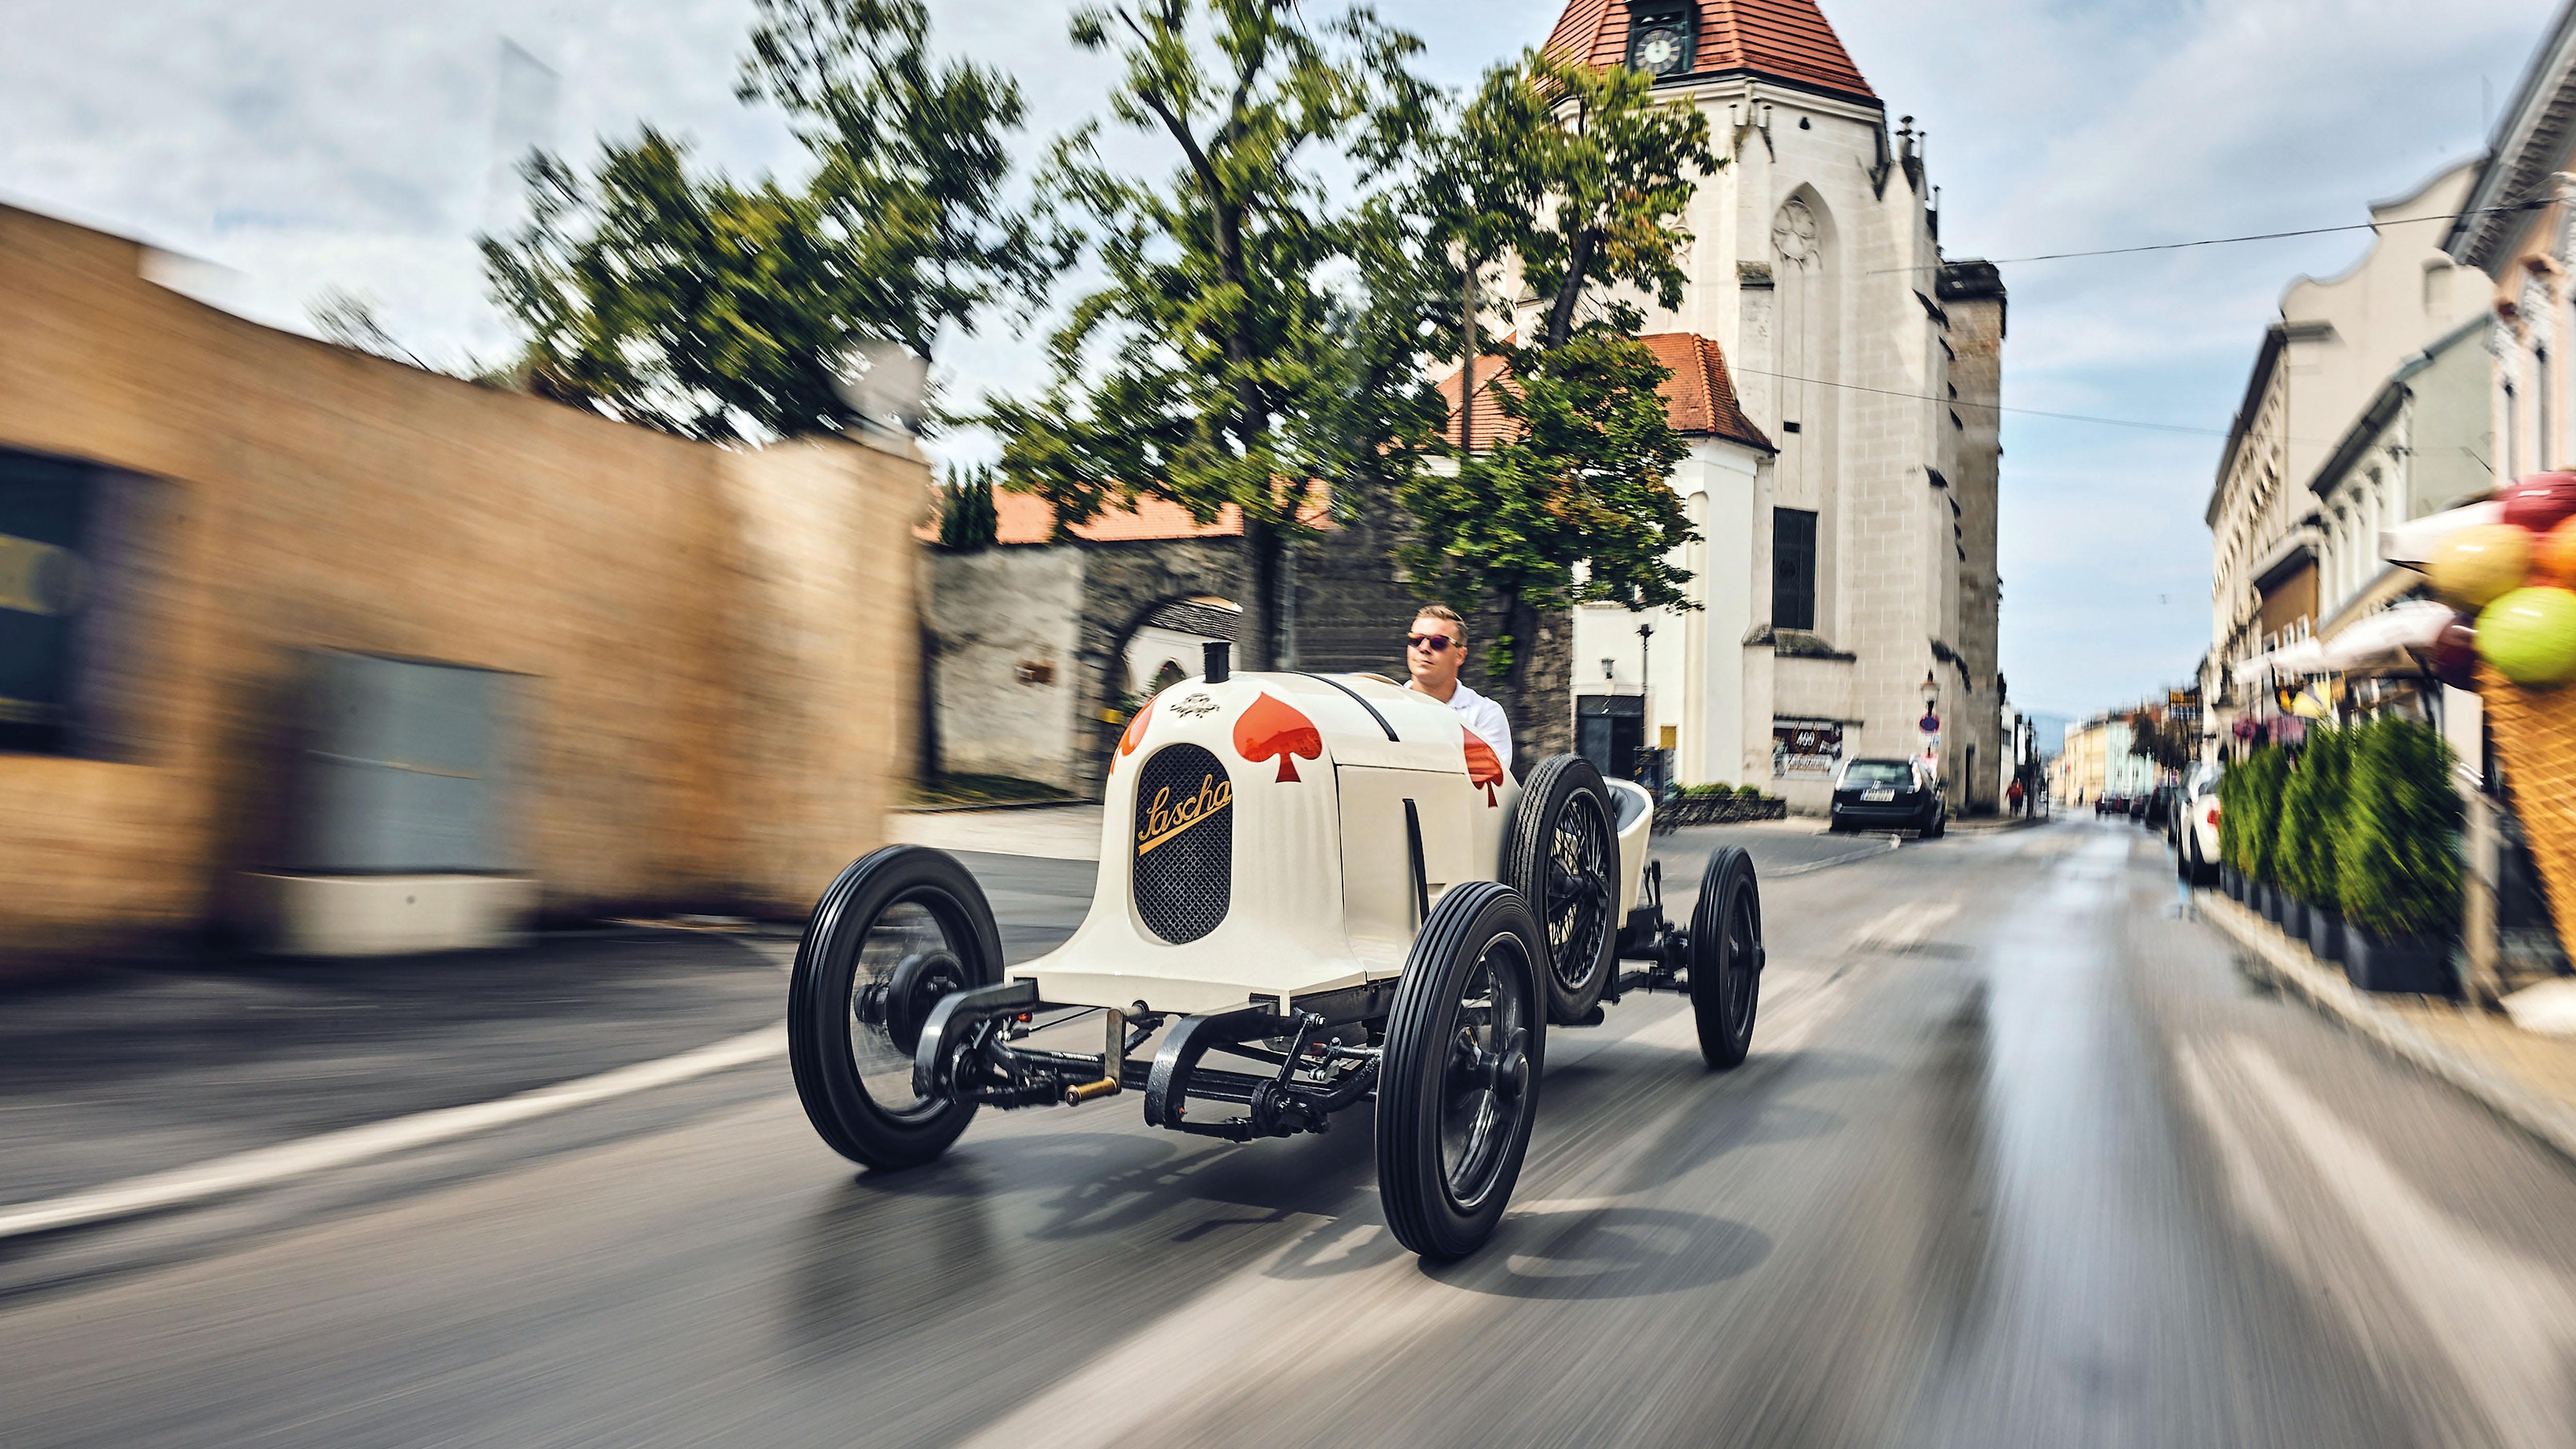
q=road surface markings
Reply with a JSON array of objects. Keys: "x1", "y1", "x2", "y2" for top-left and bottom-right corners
[
  {"x1": 1845, "y1": 899, "x2": 1962, "y2": 952},
  {"x1": 960, "y1": 963, "x2": 1864, "y2": 1448},
  {"x1": 0, "y1": 1026, "x2": 787, "y2": 1241},
  {"x1": 2180, "y1": 1034, "x2": 2576, "y2": 1448}
]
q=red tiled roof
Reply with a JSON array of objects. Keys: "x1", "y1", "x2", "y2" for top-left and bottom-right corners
[
  {"x1": 1432, "y1": 332, "x2": 1774, "y2": 453},
  {"x1": 1543, "y1": 0, "x2": 1875, "y2": 101},
  {"x1": 917, "y1": 489, "x2": 1331, "y2": 547}
]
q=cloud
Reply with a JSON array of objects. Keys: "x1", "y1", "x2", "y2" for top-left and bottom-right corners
[{"x1": 0, "y1": 0, "x2": 2556, "y2": 718}]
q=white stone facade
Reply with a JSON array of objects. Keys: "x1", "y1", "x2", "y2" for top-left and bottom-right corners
[{"x1": 1559, "y1": 72, "x2": 2003, "y2": 814}]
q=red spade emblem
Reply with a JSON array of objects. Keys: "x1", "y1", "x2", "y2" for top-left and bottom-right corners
[
  {"x1": 1463, "y1": 726, "x2": 1504, "y2": 807},
  {"x1": 1232, "y1": 692, "x2": 1322, "y2": 782},
  {"x1": 1117, "y1": 694, "x2": 1157, "y2": 761}
]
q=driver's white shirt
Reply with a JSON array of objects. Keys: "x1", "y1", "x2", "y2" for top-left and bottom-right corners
[{"x1": 1413, "y1": 678, "x2": 1513, "y2": 775}]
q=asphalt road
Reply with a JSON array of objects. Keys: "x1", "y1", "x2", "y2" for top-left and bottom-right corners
[{"x1": 13, "y1": 820, "x2": 2576, "y2": 1446}]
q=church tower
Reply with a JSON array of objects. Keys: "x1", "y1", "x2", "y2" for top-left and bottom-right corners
[{"x1": 1545, "y1": 0, "x2": 2007, "y2": 815}]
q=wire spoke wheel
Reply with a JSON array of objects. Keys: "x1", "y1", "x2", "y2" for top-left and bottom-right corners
[
  {"x1": 789, "y1": 846, "x2": 1001, "y2": 1170},
  {"x1": 1508, "y1": 755, "x2": 1621, "y2": 1023},
  {"x1": 1380, "y1": 880, "x2": 1546, "y2": 1260},
  {"x1": 1544, "y1": 794, "x2": 1612, "y2": 991}
]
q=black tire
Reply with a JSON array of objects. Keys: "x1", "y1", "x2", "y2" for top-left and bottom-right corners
[
  {"x1": 1827, "y1": 815, "x2": 1851, "y2": 834},
  {"x1": 2183, "y1": 827, "x2": 2219, "y2": 886},
  {"x1": 788, "y1": 845, "x2": 1002, "y2": 1170},
  {"x1": 1928, "y1": 805, "x2": 1947, "y2": 840},
  {"x1": 1689, "y1": 847, "x2": 1764, "y2": 1069},
  {"x1": 1505, "y1": 754, "x2": 1620, "y2": 1025},
  {"x1": 1378, "y1": 880, "x2": 1546, "y2": 1261}
]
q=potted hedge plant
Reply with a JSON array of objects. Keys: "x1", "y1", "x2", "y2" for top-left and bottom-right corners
[
  {"x1": 2217, "y1": 761, "x2": 2245, "y2": 900},
  {"x1": 2239, "y1": 747, "x2": 2289, "y2": 922},
  {"x1": 2275, "y1": 742, "x2": 2317, "y2": 942},
  {"x1": 2333, "y1": 717, "x2": 2461, "y2": 994},
  {"x1": 2289, "y1": 727, "x2": 2351, "y2": 962}
]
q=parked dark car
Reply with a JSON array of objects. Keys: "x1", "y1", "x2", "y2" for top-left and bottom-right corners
[
  {"x1": 2139, "y1": 784, "x2": 2175, "y2": 829},
  {"x1": 1830, "y1": 757, "x2": 1946, "y2": 837},
  {"x1": 2095, "y1": 794, "x2": 2129, "y2": 817}
]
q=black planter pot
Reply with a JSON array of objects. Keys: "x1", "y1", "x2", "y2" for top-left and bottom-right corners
[
  {"x1": 2258, "y1": 883, "x2": 2281, "y2": 923},
  {"x1": 2223, "y1": 867, "x2": 2243, "y2": 901},
  {"x1": 2344, "y1": 929, "x2": 2452, "y2": 995},
  {"x1": 2280, "y1": 894, "x2": 2310, "y2": 941},
  {"x1": 2307, "y1": 906, "x2": 2345, "y2": 964}
]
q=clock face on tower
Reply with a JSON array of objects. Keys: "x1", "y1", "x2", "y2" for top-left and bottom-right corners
[{"x1": 1629, "y1": 23, "x2": 1690, "y2": 76}]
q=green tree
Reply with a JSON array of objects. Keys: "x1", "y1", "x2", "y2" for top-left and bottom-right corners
[
  {"x1": 985, "y1": 0, "x2": 1437, "y2": 669},
  {"x1": 1399, "y1": 331, "x2": 1694, "y2": 660},
  {"x1": 1397, "y1": 50, "x2": 1717, "y2": 714},
  {"x1": 2127, "y1": 708, "x2": 2196, "y2": 773},
  {"x1": 482, "y1": 0, "x2": 1060, "y2": 441},
  {"x1": 937, "y1": 464, "x2": 1001, "y2": 551}
]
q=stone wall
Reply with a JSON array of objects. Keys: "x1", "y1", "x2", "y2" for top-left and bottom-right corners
[
  {"x1": 0, "y1": 205, "x2": 922, "y2": 964},
  {"x1": 922, "y1": 545, "x2": 1086, "y2": 791},
  {"x1": 1292, "y1": 495, "x2": 1571, "y2": 769}
]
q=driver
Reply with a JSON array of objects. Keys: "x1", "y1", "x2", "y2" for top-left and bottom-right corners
[{"x1": 1403, "y1": 605, "x2": 1512, "y2": 774}]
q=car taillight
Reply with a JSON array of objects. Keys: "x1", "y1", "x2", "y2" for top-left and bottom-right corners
[{"x1": 2205, "y1": 805, "x2": 2221, "y2": 826}]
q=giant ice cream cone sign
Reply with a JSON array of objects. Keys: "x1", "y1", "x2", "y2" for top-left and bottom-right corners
[{"x1": 2414, "y1": 474, "x2": 2576, "y2": 948}]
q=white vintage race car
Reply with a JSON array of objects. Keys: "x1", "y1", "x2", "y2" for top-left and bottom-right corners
[{"x1": 787, "y1": 642, "x2": 1767, "y2": 1259}]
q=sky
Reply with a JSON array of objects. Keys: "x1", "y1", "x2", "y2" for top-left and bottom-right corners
[{"x1": 0, "y1": 0, "x2": 2559, "y2": 720}]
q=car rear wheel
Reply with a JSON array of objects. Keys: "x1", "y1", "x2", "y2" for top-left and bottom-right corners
[
  {"x1": 1506, "y1": 754, "x2": 1620, "y2": 1025},
  {"x1": 1378, "y1": 881, "x2": 1545, "y2": 1260},
  {"x1": 1689, "y1": 847, "x2": 1764, "y2": 1068},
  {"x1": 788, "y1": 845, "x2": 1001, "y2": 1170}
]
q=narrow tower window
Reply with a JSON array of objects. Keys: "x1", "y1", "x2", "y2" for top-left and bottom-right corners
[{"x1": 1773, "y1": 508, "x2": 1818, "y2": 632}]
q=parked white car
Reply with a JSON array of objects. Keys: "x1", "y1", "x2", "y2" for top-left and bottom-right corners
[{"x1": 2173, "y1": 760, "x2": 2222, "y2": 885}]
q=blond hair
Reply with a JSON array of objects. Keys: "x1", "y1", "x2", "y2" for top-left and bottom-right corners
[{"x1": 1412, "y1": 603, "x2": 1467, "y2": 646}]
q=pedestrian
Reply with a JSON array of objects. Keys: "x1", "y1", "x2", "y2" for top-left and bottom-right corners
[{"x1": 2006, "y1": 777, "x2": 2024, "y2": 816}]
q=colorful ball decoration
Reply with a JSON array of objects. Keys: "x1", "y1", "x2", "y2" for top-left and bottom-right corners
[
  {"x1": 2433, "y1": 612, "x2": 2482, "y2": 690},
  {"x1": 2534, "y1": 516, "x2": 2576, "y2": 590},
  {"x1": 2430, "y1": 523, "x2": 2535, "y2": 610},
  {"x1": 2499, "y1": 471, "x2": 2576, "y2": 535},
  {"x1": 2477, "y1": 586, "x2": 2576, "y2": 687}
]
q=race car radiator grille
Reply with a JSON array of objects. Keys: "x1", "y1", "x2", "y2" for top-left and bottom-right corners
[{"x1": 1132, "y1": 744, "x2": 1233, "y2": 944}]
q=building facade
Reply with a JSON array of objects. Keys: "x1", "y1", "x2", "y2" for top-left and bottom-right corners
[
  {"x1": 1546, "y1": 0, "x2": 2006, "y2": 815},
  {"x1": 2204, "y1": 161, "x2": 2489, "y2": 743},
  {"x1": 0, "y1": 206, "x2": 926, "y2": 966}
]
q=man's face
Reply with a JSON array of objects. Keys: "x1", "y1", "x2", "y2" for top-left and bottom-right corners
[{"x1": 1406, "y1": 615, "x2": 1464, "y2": 691}]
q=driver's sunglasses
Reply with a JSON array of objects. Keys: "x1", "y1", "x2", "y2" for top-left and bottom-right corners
[{"x1": 1405, "y1": 633, "x2": 1456, "y2": 652}]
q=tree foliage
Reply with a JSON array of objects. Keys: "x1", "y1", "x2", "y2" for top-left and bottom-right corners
[
  {"x1": 2126, "y1": 708, "x2": 2196, "y2": 772},
  {"x1": 1398, "y1": 50, "x2": 1717, "y2": 688},
  {"x1": 1400, "y1": 333, "x2": 1694, "y2": 671},
  {"x1": 937, "y1": 464, "x2": 1001, "y2": 551},
  {"x1": 984, "y1": 0, "x2": 1439, "y2": 668},
  {"x1": 481, "y1": 0, "x2": 1061, "y2": 441}
]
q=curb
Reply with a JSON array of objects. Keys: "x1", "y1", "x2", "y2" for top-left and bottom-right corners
[{"x1": 2199, "y1": 891, "x2": 2576, "y2": 1171}]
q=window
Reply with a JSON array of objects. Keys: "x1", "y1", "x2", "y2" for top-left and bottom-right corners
[
  {"x1": 2505, "y1": 382, "x2": 2521, "y2": 480},
  {"x1": 2543, "y1": 350, "x2": 2555, "y2": 470},
  {"x1": 1772, "y1": 507, "x2": 1818, "y2": 631},
  {"x1": 0, "y1": 448, "x2": 172, "y2": 759}
]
